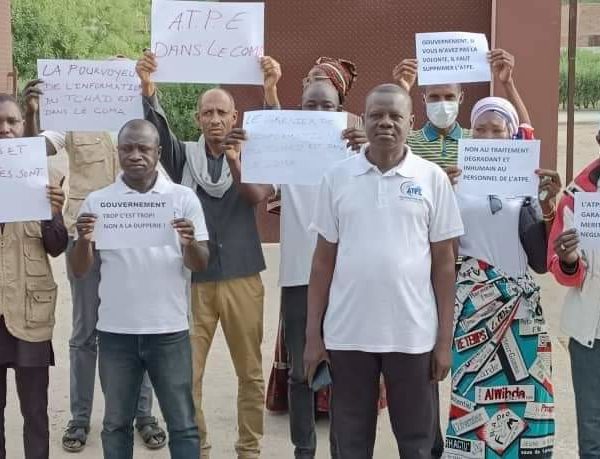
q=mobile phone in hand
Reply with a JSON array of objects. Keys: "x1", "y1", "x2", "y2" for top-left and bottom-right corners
[{"x1": 310, "y1": 361, "x2": 332, "y2": 392}]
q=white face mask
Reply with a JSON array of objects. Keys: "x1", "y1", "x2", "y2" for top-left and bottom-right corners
[{"x1": 426, "y1": 101, "x2": 459, "y2": 129}]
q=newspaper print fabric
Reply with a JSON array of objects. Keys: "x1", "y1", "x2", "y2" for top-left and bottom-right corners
[{"x1": 445, "y1": 257, "x2": 554, "y2": 459}]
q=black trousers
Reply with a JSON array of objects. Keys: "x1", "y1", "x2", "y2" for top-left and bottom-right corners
[
  {"x1": 329, "y1": 350, "x2": 436, "y2": 459},
  {"x1": 0, "y1": 366, "x2": 49, "y2": 459}
]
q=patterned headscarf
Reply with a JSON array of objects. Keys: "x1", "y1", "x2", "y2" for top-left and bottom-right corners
[
  {"x1": 306, "y1": 57, "x2": 358, "y2": 104},
  {"x1": 471, "y1": 96, "x2": 520, "y2": 137}
]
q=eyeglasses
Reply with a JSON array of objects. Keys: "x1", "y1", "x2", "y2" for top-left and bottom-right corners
[{"x1": 488, "y1": 195, "x2": 503, "y2": 215}]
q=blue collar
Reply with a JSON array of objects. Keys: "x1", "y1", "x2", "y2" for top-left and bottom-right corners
[{"x1": 422, "y1": 121, "x2": 464, "y2": 142}]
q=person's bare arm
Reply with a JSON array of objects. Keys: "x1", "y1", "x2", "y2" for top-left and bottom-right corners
[
  {"x1": 183, "y1": 240, "x2": 209, "y2": 272},
  {"x1": 69, "y1": 213, "x2": 97, "y2": 278},
  {"x1": 489, "y1": 49, "x2": 531, "y2": 126},
  {"x1": 430, "y1": 238, "x2": 456, "y2": 382},
  {"x1": 261, "y1": 56, "x2": 281, "y2": 108},
  {"x1": 392, "y1": 58, "x2": 418, "y2": 93},
  {"x1": 171, "y1": 218, "x2": 210, "y2": 272},
  {"x1": 22, "y1": 79, "x2": 43, "y2": 137},
  {"x1": 303, "y1": 236, "x2": 337, "y2": 382}
]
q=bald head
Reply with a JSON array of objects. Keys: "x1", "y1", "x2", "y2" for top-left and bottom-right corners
[
  {"x1": 366, "y1": 84, "x2": 413, "y2": 113},
  {"x1": 198, "y1": 88, "x2": 236, "y2": 112},
  {"x1": 117, "y1": 119, "x2": 162, "y2": 182},
  {"x1": 195, "y1": 88, "x2": 238, "y2": 145},
  {"x1": 118, "y1": 119, "x2": 160, "y2": 147}
]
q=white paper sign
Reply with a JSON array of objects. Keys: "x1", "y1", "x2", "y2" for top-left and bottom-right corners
[
  {"x1": 151, "y1": 1, "x2": 264, "y2": 84},
  {"x1": 38, "y1": 59, "x2": 143, "y2": 132},
  {"x1": 574, "y1": 192, "x2": 600, "y2": 251},
  {"x1": 416, "y1": 32, "x2": 491, "y2": 86},
  {"x1": 0, "y1": 137, "x2": 51, "y2": 223},
  {"x1": 92, "y1": 194, "x2": 176, "y2": 250},
  {"x1": 457, "y1": 139, "x2": 540, "y2": 197},
  {"x1": 241, "y1": 110, "x2": 348, "y2": 185}
]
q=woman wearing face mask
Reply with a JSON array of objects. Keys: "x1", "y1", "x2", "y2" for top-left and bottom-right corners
[
  {"x1": 445, "y1": 98, "x2": 560, "y2": 458},
  {"x1": 395, "y1": 49, "x2": 530, "y2": 185}
]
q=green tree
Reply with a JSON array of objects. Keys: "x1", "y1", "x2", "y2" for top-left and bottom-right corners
[{"x1": 11, "y1": 0, "x2": 206, "y2": 140}]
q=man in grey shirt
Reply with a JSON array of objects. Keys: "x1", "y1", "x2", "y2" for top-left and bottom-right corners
[{"x1": 136, "y1": 51, "x2": 281, "y2": 459}]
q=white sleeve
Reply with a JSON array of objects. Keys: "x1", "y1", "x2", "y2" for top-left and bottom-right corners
[
  {"x1": 429, "y1": 169, "x2": 464, "y2": 243},
  {"x1": 308, "y1": 174, "x2": 339, "y2": 243},
  {"x1": 183, "y1": 190, "x2": 209, "y2": 242},
  {"x1": 40, "y1": 131, "x2": 67, "y2": 151}
]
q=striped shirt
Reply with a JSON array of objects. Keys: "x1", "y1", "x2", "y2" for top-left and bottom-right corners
[{"x1": 407, "y1": 122, "x2": 471, "y2": 169}]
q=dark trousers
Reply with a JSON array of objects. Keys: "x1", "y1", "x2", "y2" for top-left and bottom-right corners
[
  {"x1": 570, "y1": 338, "x2": 600, "y2": 459},
  {"x1": 283, "y1": 286, "x2": 338, "y2": 459},
  {"x1": 432, "y1": 385, "x2": 444, "y2": 458},
  {"x1": 329, "y1": 350, "x2": 436, "y2": 459},
  {"x1": 0, "y1": 366, "x2": 49, "y2": 459},
  {"x1": 98, "y1": 331, "x2": 199, "y2": 459}
]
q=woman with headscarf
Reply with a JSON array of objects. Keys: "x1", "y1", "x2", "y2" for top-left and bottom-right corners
[{"x1": 445, "y1": 97, "x2": 561, "y2": 458}]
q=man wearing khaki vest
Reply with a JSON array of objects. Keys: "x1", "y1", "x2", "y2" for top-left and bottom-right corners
[
  {"x1": 0, "y1": 92, "x2": 68, "y2": 459},
  {"x1": 42, "y1": 131, "x2": 166, "y2": 452}
]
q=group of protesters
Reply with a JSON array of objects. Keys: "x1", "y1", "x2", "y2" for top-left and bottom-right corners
[{"x1": 0, "y1": 39, "x2": 599, "y2": 459}]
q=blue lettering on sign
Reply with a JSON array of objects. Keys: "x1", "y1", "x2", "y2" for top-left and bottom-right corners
[{"x1": 400, "y1": 181, "x2": 423, "y2": 198}]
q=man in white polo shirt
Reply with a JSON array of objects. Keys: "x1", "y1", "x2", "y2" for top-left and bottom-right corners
[
  {"x1": 69, "y1": 119, "x2": 210, "y2": 459},
  {"x1": 304, "y1": 84, "x2": 463, "y2": 458}
]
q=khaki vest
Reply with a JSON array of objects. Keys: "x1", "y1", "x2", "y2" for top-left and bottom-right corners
[
  {"x1": 64, "y1": 132, "x2": 120, "y2": 235},
  {"x1": 0, "y1": 222, "x2": 57, "y2": 342}
]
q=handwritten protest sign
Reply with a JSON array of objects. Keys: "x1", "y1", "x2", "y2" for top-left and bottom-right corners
[
  {"x1": 457, "y1": 139, "x2": 540, "y2": 197},
  {"x1": 0, "y1": 137, "x2": 51, "y2": 223},
  {"x1": 574, "y1": 192, "x2": 600, "y2": 251},
  {"x1": 151, "y1": 1, "x2": 264, "y2": 84},
  {"x1": 416, "y1": 32, "x2": 491, "y2": 86},
  {"x1": 37, "y1": 59, "x2": 143, "y2": 131},
  {"x1": 241, "y1": 110, "x2": 348, "y2": 185},
  {"x1": 92, "y1": 194, "x2": 175, "y2": 250}
]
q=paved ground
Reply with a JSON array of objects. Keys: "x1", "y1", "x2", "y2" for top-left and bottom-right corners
[{"x1": 5, "y1": 119, "x2": 600, "y2": 458}]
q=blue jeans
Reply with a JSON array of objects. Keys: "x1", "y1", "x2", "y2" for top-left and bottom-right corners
[
  {"x1": 66, "y1": 238, "x2": 154, "y2": 428},
  {"x1": 98, "y1": 331, "x2": 199, "y2": 459},
  {"x1": 570, "y1": 338, "x2": 600, "y2": 459}
]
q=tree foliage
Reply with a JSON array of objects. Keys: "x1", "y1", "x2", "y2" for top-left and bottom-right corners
[
  {"x1": 559, "y1": 49, "x2": 600, "y2": 109},
  {"x1": 11, "y1": 0, "x2": 206, "y2": 140}
]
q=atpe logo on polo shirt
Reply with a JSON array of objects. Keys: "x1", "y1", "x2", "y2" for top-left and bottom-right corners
[{"x1": 399, "y1": 181, "x2": 423, "y2": 200}]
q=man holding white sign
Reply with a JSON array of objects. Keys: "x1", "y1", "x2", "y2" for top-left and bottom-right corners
[
  {"x1": 0, "y1": 92, "x2": 68, "y2": 459},
  {"x1": 25, "y1": 64, "x2": 166, "y2": 452},
  {"x1": 70, "y1": 119, "x2": 209, "y2": 459},
  {"x1": 394, "y1": 48, "x2": 531, "y2": 185},
  {"x1": 32, "y1": 130, "x2": 166, "y2": 452},
  {"x1": 548, "y1": 128, "x2": 600, "y2": 459},
  {"x1": 137, "y1": 50, "x2": 281, "y2": 458}
]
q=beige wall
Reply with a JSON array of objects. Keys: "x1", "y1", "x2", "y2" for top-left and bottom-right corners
[
  {"x1": 561, "y1": 3, "x2": 600, "y2": 48},
  {"x1": 0, "y1": 0, "x2": 13, "y2": 94}
]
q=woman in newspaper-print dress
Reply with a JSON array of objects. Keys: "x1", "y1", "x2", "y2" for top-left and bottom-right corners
[{"x1": 445, "y1": 97, "x2": 561, "y2": 458}]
